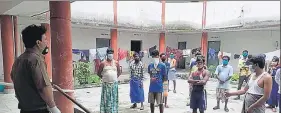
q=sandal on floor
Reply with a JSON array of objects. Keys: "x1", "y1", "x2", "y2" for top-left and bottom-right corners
[
  {"x1": 224, "y1": 107, "x2": 229, "y2": 112},
  {"x1": 140, "y1": 106, "x2": 144, "y2": 110},
  {"x1": 130, "y1": 104, "x2": 137, "y2": 109},
  {"x1": 213, "y1": 106, "x2": 220, "y2": 110}
]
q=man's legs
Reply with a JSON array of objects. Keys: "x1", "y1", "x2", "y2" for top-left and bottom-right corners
[
  {"x1": 148, "y1": 93, "x2": 155, "y2": 113},
  {"x1": 155, "y1": 93, "x2": 164, "y2": 113},
  {"x1": 213, "y1": 88, "x2": 220, "y2": 110},
  {"x1": 235, "y1": 76, "x2": 245, "y2": 100},
  {"x1": 173, "y1": 80, "x2": 176, "y2": 93}
]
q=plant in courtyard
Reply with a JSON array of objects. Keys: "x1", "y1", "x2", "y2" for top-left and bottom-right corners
[
  {"x1": 73, "y1": 62, "x2": 100, "y2": 85},
  {"x1": 208, "y1": 65, "x2": 217, "y2": 78},
  {"x1": 231, "y1": 73, "x2": 240, "y2": 81}
]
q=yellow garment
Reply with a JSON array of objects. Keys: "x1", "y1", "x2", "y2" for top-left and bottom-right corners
[
  {"x1": 129, "y1": 51, "x2": 134, "y2": 57},
  {"x1": 238, "y1": 58, "x2": 251, "y2": 76}
]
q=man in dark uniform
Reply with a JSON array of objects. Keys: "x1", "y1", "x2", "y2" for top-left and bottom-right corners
[{"x1": 11, "y1": 25, "x2": 61, "y2": 113}]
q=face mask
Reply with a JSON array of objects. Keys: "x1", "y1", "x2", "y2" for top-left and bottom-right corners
[
  {"x1": 107, "y1": 54, "x2": 113, "y2": 60},
  {"x1": 42, "y1": 46, "x2": 49, "y2": 55},
  {"x1": 170, "y1": 55, "x2": 174, "y2": 58},
  {"x1": 222, "y1": 60, "x2": 228, "y2": 65},
  {"x1": 242, "y1": 53, "x2": 248, "y2": 57},
  {"x1": 153, "y1": 58, "x2": 159, "y2": 64}
]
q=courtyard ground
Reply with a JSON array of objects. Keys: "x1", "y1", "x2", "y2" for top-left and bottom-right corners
[{"x1": 0, "y1": 74, "x2": 277, "y2": 113}]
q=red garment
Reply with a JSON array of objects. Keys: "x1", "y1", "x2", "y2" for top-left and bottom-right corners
[
  {"x1": 166, "y1": 46, "x2": 183, "y2": 60},
  {"x1": 118, "y1": 48, "x2": 128, "y2": 61},
  {"x1": 94, "y1": 59, "x2": 101, "y2": 73}
]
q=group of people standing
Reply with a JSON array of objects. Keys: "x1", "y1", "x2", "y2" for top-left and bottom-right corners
[{"x1": 97, "y1": 49, "x2": 178, "y2": 113}]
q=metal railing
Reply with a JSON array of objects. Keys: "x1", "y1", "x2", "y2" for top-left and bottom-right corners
[{"x1": 52, "y1": 84, "x2": 92, "y2": 113}]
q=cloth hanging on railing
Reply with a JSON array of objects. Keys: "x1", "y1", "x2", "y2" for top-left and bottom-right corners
[
  {"x1": 208, "y1": 48, "x2": 216, "y2": 60},
  {"x1": 89, "y1": 49, "x2": 97, "y2": 59},
  {"x1": 166, "y1": 46, "x2": 183, "y2": 60},
  {"x1": 97, "y1": 47, "x2": 108, "y2": 61},
  {"x1": 118, "y1": 48, "x2": 128, "y2": 61}
]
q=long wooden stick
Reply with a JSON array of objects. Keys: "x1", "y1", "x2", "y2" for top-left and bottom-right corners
[{"x1": 52, "y1": 84, "x2": 92, "y2": 113}]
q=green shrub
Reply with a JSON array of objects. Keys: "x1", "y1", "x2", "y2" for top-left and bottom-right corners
[
  {"x1": 87, "y1": 74, "x2": 101, "y2": 84},
  {"x1": 231, "y1": 73, "x2": 240, "y2": 81},
  {"x1": 208, "y1": 65, "x2": 217, "y2": 78},
  {"x1": 73, "y1": 62, "x2": 93, "y2": 85}
]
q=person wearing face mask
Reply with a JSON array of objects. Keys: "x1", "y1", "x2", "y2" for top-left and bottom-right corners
[
  {"x1": 148, "y1": 50, "x2": 167, "y2": 113},
  {"x1": 11, "y1": 25, "x2": 60, "y2": 113},
  {"x1": 160, "y1": 53, "x2": 170, "y2": 108},
  {"x1": 266, "y1": 56, "x2": 280, "y2": 112},
  {"x1": 168, "y1": 53, "x2": 177, "y2": 93},
  {"x1": 129, "y1": 53, "x2": 145, "y2": 110},
  {"x1": 97, "y1": 48, "x2": 121, "y2": 113},
  {"x1": 225, "y1": 55, "x2": 273, "y2": 113},
  {"x1": 235, "y1": 50, "x2": 252, "y2": 100},
  {"x1": 213, "y1": 56, "x2": 233, "y2": 112},
  {"x1": 188, "y1": 56, "x2": 210, "y2": 113}
]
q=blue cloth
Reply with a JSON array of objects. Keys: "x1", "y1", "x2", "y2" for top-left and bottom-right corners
[
  {"x1": 215, "y1": 65, "x2": 234, "y2": 89},
  {"x1": 208, "y1": 48, "x2": 216, "y2": 59},
  {"x1": 97, "y1": 47, "x2": 108, "y2": 61},
  {"x1": 164, "y1": 62, "x2": 170, "y2": 75},
  {"x1": 190, "y1": 61, "x2": 197, "y2": 68},
  {"x1": 148, "y1": 62, "x2": 167, "y2": 93},
  {"x1": 190, "y1": 89, "x2": 207, "y2": 111},
  {"x1": 267, "y1": 67, "x2": 280, "y2": 107},
  {"x1": 130, "y1": 76, "x2": 145, "y2": 103}
]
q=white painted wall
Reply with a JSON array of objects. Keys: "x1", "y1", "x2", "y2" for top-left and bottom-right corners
[{"x1": 0, "y1": 26, "x2": 279, "y2": 79}]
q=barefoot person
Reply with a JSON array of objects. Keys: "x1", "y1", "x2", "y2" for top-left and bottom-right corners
[
  {"x1": 98, "y1": 48, "x2": 121, "y2": 113},
  {"x1": 160, "y1": 53, "x2": 170, "y2": 108},
  {"x1": 235, "y1": 50, "x2": 252, "y2": 100},
  {"x1": 225, "y1": 55, "x2": 273, "y2": 113},
  {"x1": 129, "y1": 53, "x2": 145, "y2": 110},
  {"x1": 148, "y1": 50, "x2": 167, "y2": 113},
  {"x1": 168, "y1": 53, "x2": 177, "y2": 93},
  {"x1": 11, "y1": 25, "x2": 61, "y2": 113},
  {"x1": 213, "y1": 56, "x2": 233, "y2": 112},
  {"x1": 188, "y1": 56, "x2": 210, "y2": 113},
  {"x1": 266, "y1": 56, "x2": 280, "y2": 112}
]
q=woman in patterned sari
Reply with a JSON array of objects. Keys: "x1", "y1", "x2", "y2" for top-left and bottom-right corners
[{"x1": 98, "y1": 48, "x2": 121, "y2": 113}]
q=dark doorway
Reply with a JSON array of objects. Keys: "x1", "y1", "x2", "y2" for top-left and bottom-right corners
[
  {"x1": 96, "y1": 38, "x2": 110, "y2": 48},
  {"x1": 131, "y1": 40, "x2": 142, "y2": 53},
  {"x1": 207, "y1": 41, "x2": 221, "y2": 67},
  {"x1": 178, "y1": 42, "x2": 187, "y2": 69}
]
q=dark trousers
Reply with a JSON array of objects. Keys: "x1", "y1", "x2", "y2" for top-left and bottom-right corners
[
  {"x1": 20, "y1": 109, "x2": 50, "y2": 113},
  {"x1": 279, "y1": 94, "x2": 281, "y2": 113}
]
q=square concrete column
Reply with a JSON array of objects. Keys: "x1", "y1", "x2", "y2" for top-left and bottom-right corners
[
  {"x1": 159, "y1": 33, "x2": 166, "y2": 54},
  {"x1": 110, "y1": 28, "x2": 118, "y2": 60}
]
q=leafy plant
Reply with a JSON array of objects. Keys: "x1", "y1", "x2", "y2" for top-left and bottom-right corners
[
  {"x1": 73, "y1": 62, "x2": 93, "y2": 85},
  {"x1": 208, "y1": 65, "x2": 217, "y2": 78},
  {"x1": 87, "y1": 74, "x2": 101, "y2": 84},
  {"x1": 231, "y1": 73, "x2": 240, "y2": 81}
]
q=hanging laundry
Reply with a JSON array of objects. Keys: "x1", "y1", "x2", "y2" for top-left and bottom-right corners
[
  {"x1": 182, "y1": 49, "x2": 191, "y2": 56},
  {"x1": 139, "y1": 51, "x2": 144, "y2": 59},
  {"x1": 208, "y1": 48, "x2": 216, "y2": 60},
  {"x1": 97, "y1": 47, "x2": 108, "y2": 61},
  {"x1": 129, "y1": 51, "x2": 134, "y2": 57},
  {"x1": 118, "y1": 48, "x2": 128, "y2": 61},
  {"x1": 89, "y1": 49, "x2": 97, "y2": 59},
  {"x1": 166, "y1": 46, "x2": 183, "y2": 60}
]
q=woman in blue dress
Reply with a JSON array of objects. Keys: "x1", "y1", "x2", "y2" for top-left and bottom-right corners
[{"x1": 266, "y1": 56, "x2": 280, "y2": 112}]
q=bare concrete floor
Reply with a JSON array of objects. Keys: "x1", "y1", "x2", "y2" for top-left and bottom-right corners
[{"x1": 0, "y1": 76, "x2": 277, "y2": 113}]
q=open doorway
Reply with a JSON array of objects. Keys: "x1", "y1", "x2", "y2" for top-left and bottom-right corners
[{"x1": 131, "y1": 40, "x2": 142, "y2": 53}]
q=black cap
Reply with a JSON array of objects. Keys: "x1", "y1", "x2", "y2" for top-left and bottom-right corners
[{"x1": 106, "y1": 48, "x2": 114, "y2": 54}]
